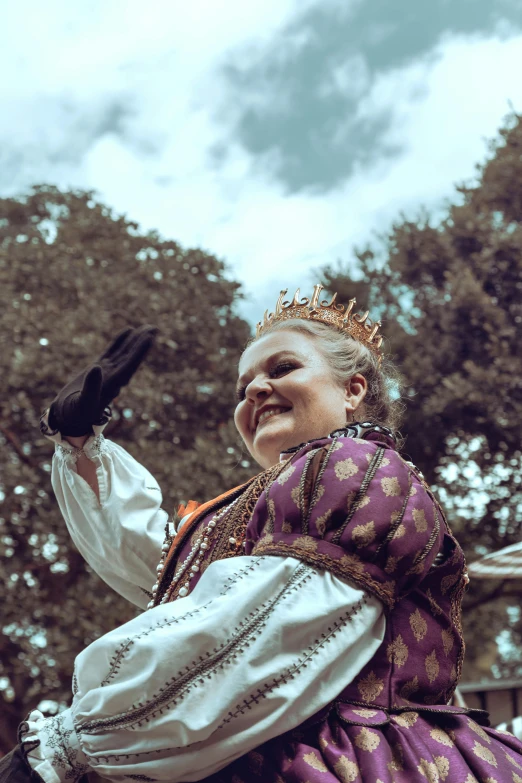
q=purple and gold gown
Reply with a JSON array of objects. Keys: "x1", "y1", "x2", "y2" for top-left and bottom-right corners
[{"x1": 157, "y1": 427, "x2": 522, "y2": 782}]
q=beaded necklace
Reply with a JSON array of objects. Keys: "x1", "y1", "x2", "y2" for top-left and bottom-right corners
[
  {"x1": 147, "y1": 498, "x2": 240, "y2": 609},
  {"x1": 148, "y1": 461, "x2": 288, "y2": 609}
]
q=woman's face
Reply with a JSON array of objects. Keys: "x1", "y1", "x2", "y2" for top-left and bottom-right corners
[{"x1": 234, "y1": 329, "x2": 367, "y2": 469}]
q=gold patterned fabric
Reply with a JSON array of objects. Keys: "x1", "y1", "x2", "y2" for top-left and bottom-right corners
[
  {"x1": 162, "y1": 429, "x2": 522, "y2": 781},
  {"x1": 243, "y1": 433, "x2": 466, "y2": 709},
  {"x1": 205, "y1": 705, "x2": 522, "y2": 782}
]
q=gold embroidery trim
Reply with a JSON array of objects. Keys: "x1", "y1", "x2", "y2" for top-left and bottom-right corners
[
  {"x1": 252, "y1": 539, "x2": 397, "y2": 609},
  {"x1": 332, "y1": 446, "x2": 385, "y2": 545},
  {"x1": 302, "y1": 439, "x2": 338, "y2": 534},
  {"x1": 373, "y1": 472, "x2": 412, "y2": 558}
]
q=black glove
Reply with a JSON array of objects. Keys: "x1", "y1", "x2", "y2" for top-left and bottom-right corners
[
  {"x1": 0, "y1": 745, "x2": 41, "y2": 782},
  {"x1": 45, "y1": 325, "x2": 158, "y2": 437}
]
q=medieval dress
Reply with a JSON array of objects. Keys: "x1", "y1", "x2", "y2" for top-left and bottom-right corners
[{"x1": 19, "y1": 424, "x2": 522, "y2": 783}]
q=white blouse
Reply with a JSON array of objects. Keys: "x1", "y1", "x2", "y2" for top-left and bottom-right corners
[
  {"x1": 48, "y1": 427, "x2": 168, "y2": 608},
  {"x1": 22, "y1": 433, "x2": 385, "y2": 783}
]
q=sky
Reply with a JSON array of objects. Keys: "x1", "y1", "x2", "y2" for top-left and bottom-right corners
[{"x1": 2, "y1": 0, "x2": 522, "y2": 323}]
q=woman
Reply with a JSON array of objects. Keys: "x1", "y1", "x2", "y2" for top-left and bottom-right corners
[{"x1": 5, "y1": 284, "x2": 522, "y2": 782}]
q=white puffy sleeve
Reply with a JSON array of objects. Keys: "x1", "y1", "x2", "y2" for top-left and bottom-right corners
[
  {"x1": 20, "y1": 555, "x2": 385, "y2": 783},
  {"x1": 49, "y1": 424, "x2": 168, "y2": 608}
]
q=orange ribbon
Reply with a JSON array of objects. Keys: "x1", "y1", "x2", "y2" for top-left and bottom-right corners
[{"x1": 162, "y1": 484, "x2": 248, "y2": 583}]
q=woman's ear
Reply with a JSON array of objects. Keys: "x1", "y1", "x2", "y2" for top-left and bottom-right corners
[{"x1": 345, "y1": 373, "x2": 368, "y2": 417}]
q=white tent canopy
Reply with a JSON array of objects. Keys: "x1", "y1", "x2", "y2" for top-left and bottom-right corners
[{"x1": 468, "y1": 541, "x2": 522, "y2": 579}]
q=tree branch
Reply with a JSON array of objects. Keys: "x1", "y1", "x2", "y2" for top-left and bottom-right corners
[
  {"x1": 0, "y1": 424, "x2": 45, "y2": 473},
  {"x1": 464, "y1": 583, "x2": 522, "y2": 612}
]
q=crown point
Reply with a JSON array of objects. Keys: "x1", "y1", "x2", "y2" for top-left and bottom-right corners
[
  {"x1": 256, "y1": 284, "x2": 383, "y2": 361},
  {"x1": 275, "y1": 290, "x2": 287, "y2": 315},
  {"x1": 310, "y1": 284, "x2": 324, "y2": 308},
  {"x1": 368, "y1": 321, "x2": 382, "y2": 341},
  {"x1": 344, "y1": 298, "x2": 356, "y2": 317},
  {"x1": 357, "y1": 310, "x2": 370, "y2": 325}
]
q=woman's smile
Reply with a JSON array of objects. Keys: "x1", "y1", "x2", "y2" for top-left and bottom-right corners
[
  {"x1": 235, "y1": 330, "x2": 366, "y2": 468},
  {"x1": 254, "y1": 406, "x2": 292, "y2": 432}
]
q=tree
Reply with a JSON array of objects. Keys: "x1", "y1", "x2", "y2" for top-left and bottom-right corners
[
  {"x1": 321, "y1": 113, "x2": 522, "y2": 683},
  {"x1": 0, "y1": 186, "x2": 253, "y2": 750}
]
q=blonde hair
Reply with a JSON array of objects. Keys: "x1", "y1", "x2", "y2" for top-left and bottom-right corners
[{"x1": 248, "y1": 319, "x2": 405, "y2": 432}]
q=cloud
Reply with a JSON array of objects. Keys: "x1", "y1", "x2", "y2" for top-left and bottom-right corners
[
  {"x1": 214, "y1": 0, "x2": 522, "y2": 192},
  {"x1": 1, "y1": 2, "x2": 522, "y2": 328},
  {"x1": 208, "y1": 29, "x2": 522, "y2": 320},
  {"x1": 353, "y1": 31, "x2": 522, "y2": 208},
  {"x1": 0, "y1": 0, "x2": 317, "y2": 195}
]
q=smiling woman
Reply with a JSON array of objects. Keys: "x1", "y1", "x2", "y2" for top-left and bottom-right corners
[
  {"x1": 234, "y1": 329, "x2": 369, "y2": 468},
  {"x1": 4, "y1": 285, "x2": 522, "y2": 783},
  {"x1": 234, "y1": 316, "x2": 403, "y2": 469}
]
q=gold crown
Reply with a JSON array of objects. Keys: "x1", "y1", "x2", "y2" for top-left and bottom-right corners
[{"x1": 256, "y1": 283, "x2": 384, "y2": 362}]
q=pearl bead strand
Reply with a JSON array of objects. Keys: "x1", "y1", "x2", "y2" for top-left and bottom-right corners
[
  {"x1": 147, "y1": 533, "x2": 173, "y2": 609},
  {"x1": 147, "y1": 499, "x2": 237, "y2": 609}
]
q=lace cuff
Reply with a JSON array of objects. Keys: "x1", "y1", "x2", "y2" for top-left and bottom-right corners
[
  {"x1": 40, "y1": 410, "x2": 109, "y2": 465},
  {"x1": 54, "y1": 435, "x2": 107, "y2": 466},
  {"x1": 40, "y1": 409, "x2": 111, "y2": 447},
  {"x1": 19, "y1": 710, "x2": 89, "y2": 783}
]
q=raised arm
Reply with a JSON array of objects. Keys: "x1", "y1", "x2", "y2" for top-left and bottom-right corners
[{"x1": 41, "y1": 327, "x2": 165, "y2": 608}]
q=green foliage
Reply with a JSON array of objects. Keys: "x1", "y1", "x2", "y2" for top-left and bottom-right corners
[
  {"x1": 2, "y1": 114, "x2": 522, "y2": 745},
  {"x1": 322, "y1": 113, "x2": 522, "y2": 684},
  {"x1": 0, "y1": 187, "x2": 253, "y2": 749}
]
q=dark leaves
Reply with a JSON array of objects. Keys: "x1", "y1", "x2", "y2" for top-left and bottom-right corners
[
  {"x1": 322, "y1": 113, "x2": 522, "y2": 683},
  {"x1": 0, "y1": 186, "x2": 253, "y2": 749}
]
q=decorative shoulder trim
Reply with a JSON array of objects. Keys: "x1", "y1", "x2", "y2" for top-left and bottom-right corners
[
  {"x1": 280, "y1": 421, "x2": 398, "y2": 457},
  {"x1": 251, "y1": 538, "x2": 396, "y2": 609}
]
